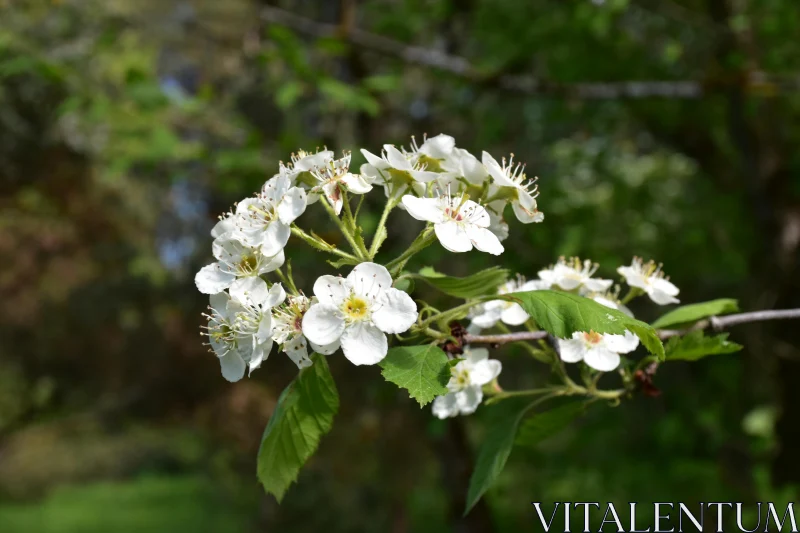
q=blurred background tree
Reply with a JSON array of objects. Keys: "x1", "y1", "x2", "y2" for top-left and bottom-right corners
[{"x1": 1, "y1": 0, "x2": 798, "y2": 531}]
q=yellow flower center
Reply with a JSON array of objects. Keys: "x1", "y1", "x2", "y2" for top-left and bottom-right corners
[
  {"x1": 452, "y1": 367, "x2": 471, "y2": 388},
  {"x1": 342, "y1": 295, "x2": 369, "y2": 320},
  {"x1": 238, "y1": 254, "x2": 259, "y2": 273}
]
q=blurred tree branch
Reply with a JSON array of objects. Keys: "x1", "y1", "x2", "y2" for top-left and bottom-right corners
[{"x1": 259, "y1": 5, "x2": 800, "y2": 99}]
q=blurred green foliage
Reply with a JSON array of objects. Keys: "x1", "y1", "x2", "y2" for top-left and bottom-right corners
[{"x1": 1, "y1": 0, "x2": 799, "y2": 531}]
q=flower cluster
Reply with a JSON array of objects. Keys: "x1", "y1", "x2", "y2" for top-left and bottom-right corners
[
  {"x1": 194, "y1": 134, "x2": 680, "y2": 429},
  {"x1": 195, "y1": 134, "x2": 552, "y2": 381},
  {"x1": 463, "y1": 255, "x2": 678, "y2": 381},
  {"x1": 361, "y1": 134, "x2": 544, "y2": 254}
]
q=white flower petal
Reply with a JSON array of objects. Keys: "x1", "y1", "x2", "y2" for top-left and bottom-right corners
[
  {"x1": 647, "y1": 287, "x2": 680, "y2": 305},
  {"x1": 259, "y1": 249, "x2": 285, "y2": 274},
  {"x1": 651, "y1": 277, "x2": 680, "y2": 297},
  {"x1": 617, "y1": 266, "x2": 647, "y2": 289},
  {"x1": 455, "y1": 386, "x2": 483, "y2": 415},
  {"x1": 583, "y1": 278, "x2": 614, "y2": 292},
  {"x1": 256, "y1": 315, "x2": 272, "y2": 345},
  {"x1": 277, "y1": 187, "x2": 307, "y2": 225},
  {"x1": 211, "y1": 216, "x2": 236, "y2": 239},
  {"x1": 372, "y1": 288, "x2": 417, "y2": 334},
  {"x1": 604, "y1": 331, "x2": 639, "y2": 354},
  {"x1": 500, "y1": 303, "x2": 529, "y2": 326},
  {"x1": 432, "y1": 393, "x2": 459, "y2": 419},
  {"x1": 284, "y1": 335, "x2": 313, "y2": 369},
  {"x1": 322, "y1": 182, "x2": 343, "y2": 215},
  {"x1": 310, "y1": 338, "x2": 340, "y2": 356},
  {"x1": 464, "y1": 347, "x2": 489, "y2": 363},
  {"x1": 435, "y1": 221, "x2": 473, "y2": 252},
  {"x1": 347, "y1": 262, "x2": 393, "y2": 297},
  {"x1": 470, "y1": 359, "x2": 502, "y2": 386},
  {"x1": 248, "y1": 340, "x2": 272, "y2": 374},
  {"x1": 219, "y1": 351, "x2": 247, "y2": 382},
  {"x1": 313, "y1": 275, "x2": 348, "y2": 306},
  {"x1": 264, "y1": 282, "x2": 287, "y2": 308},
  {"x1": 302, "y1": 304, "x2": 345, "y2": 345},
  {"x1": 558, "y1": 337, "x2": 586, "y2": 363},
  {"x1": 293, "y1": 150, "x2": 333, "y2": 171},
  {"x1": 340, "y1": 322, "x2": 388, "y2": 365},
  {"x1": 470, "y1": 309, "x2": 500, "y2": 329},
  {"x1": 481, "y1": 151, "x2": 515, "y2": 187},
  {"x1": 408, "y1": 170, "x2": 440, "y2": 183},
  {"x1": 583, "y1": 346, "x2": 621, "y2": 372},
  {"x1": 521, "y1": 279, "x2": 550, "y2": 291},
  {"x1": 466, "y1": 226, "x2": 504, "y2": 255},
  {"x1": 360, "y1": 148, "x2": 389, "y2": 169},
  {"x1": 459, "y1": 150, "x2": 489, "y2": 184},
  {"x1": 341, "y1": 173, "x2": 373, "y2": 194},
  {"x1": 555, "y1": 277, "x2": 582, "y2": 291},
  {"x1": 420, "y1": 134, "x2": 455, "y2": 159},
  {"x1": 195, "y1": 264, "x2": 235, "y2": 294},
  {"x1": 229, "y1": 276, "x2": 269, "y2": 306},
  {"x1": 209, "y1": 292, "x2": 230, "y2": 314},
  {"x1": 384, "y1": 145, "x2": 412, "y2": 170},
  {"x1": 402, "y1": 195, "x2": 445, "y2": 223}
]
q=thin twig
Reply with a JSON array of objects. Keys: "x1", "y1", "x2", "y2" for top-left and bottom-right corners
[
  {"x1": 260, "y1": 5, "x2": 800, "y2": 100},
  {"x1": 465, "y1": 308, "x2": 800, "y2": 344}
]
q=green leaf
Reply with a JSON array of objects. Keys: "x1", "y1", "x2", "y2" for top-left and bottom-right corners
[
  {"x1": 651, "y1": 299, "x2": 739, "y2": 329},
  {"x1": 515, "y1": 401, "x2": 584, "y2": 446},
  {"x1": 464, "y1": 399, "x2": 535, "y2": 515},
  {"x1": 275, "y1": 80, "x2": 304, "y2": 109},
  {"x1": 257, "y1": 354, "x2": 339, "y2": 502},
  {"x1": 664, "y1": 331, "x2": 743, "y2": 361},
  {"x1": 379, "y1": 345, "x2": 450, "y2": 406},
  {"x1": 508, "y1": 290, "x2": 665, "y2": 361},
  {"x1": 393, "y1": 276, "x2": 415, "y2": 294},
  {"x1": 363, "y1": 74, "x2": 401, "y2": 92},
  {"x1": 413, "y1": 266, "x2": 509, "y2": 299}
]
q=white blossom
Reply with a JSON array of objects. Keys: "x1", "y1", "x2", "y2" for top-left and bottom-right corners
[
  {"x1": 291, "y1": 149, "x2": 334, "y2": 173},
  {"x1": 401, "y1": 192, "x2": 504, "y2": 255},
  {"x1": 302, "y1": 263, "x2": 418, "y2": 365},
  {"x1": 482, "y1": 151, "x2": 543, "y2": 224},
  {"x1": 432, "y1": 347, "x2": 502, "y2": 418},
  {"x1": 441, "y1": 148, "x2": 490, "y2": 186},
  {"x1": 617, "y1": 257, "x2": 680, "y2": 305},
  {"x1": 195, "y1": 234, "x2": 285, "y2": 295},
  {"x1": 538, "y1": 257, "x2": 612, "y2": 293},
  {"x1": 202, "y1": 278, "x2": 286, "y2": 381},
  {"x1": 558, "y1": 330, "x2": 639, "y2": 372},
  {"x1": 309, "y1": 152, "x2": 373, "y2": 215},
  {"x1": 361, "y1": 144, "x2": 438, "y2": 201},
  {"x1": 470, "y1": 277, "x2": 550, "y2": 329},
  {"x1": 271, "y1": 294, "x2": 340, "y2": 369},
  {"x1": 217, "y1": 173, "x2": 306, "y2": 254}
]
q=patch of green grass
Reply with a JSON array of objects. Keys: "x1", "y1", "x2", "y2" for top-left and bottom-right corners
[{"x1": 0, "y1": 475, "x2": 251, "y2": 533}]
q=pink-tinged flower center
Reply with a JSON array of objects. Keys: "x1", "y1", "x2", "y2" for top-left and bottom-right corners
[
  {"x1": 583, "y1": 331, "x2": 603, "y2": 344},
  {"x1": 443, "y1": 207, "x2": 464, "y2": 221}
]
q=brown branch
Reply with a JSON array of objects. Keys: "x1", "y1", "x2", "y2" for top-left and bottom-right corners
[
  {"x1": 464, "y1": 308, "x2": 800, "y2": 345},
  {"x1": 259, "y1": 6, "x2": 800, "y2": 100}
]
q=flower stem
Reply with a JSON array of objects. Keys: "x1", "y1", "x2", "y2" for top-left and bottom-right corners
[
  {"x1": 620, "y1": 287, "x2": 643, "y2": 305},
  {"x1": 320, "y1": 196, "x2": 369, "y2": 261},
  {"x1": 341, "y1": 191, "x2": 370, "y2": 258},
  {"x1": 290, "y1": 225, "x2": 360, "y2": 263},
  {"x1": 274, "y1": 267, "x2": 299, "y2": 295},
  {"x1": 386, "y1": 226, "x2": 436, "y2": 276},
  {"x1": 368, "y1": 196, "x2": 399, "y2": 259}
]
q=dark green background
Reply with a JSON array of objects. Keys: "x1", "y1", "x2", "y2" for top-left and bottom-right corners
[{"x1": 1, "y1": 0, "x2": 798, "y2": 531}]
